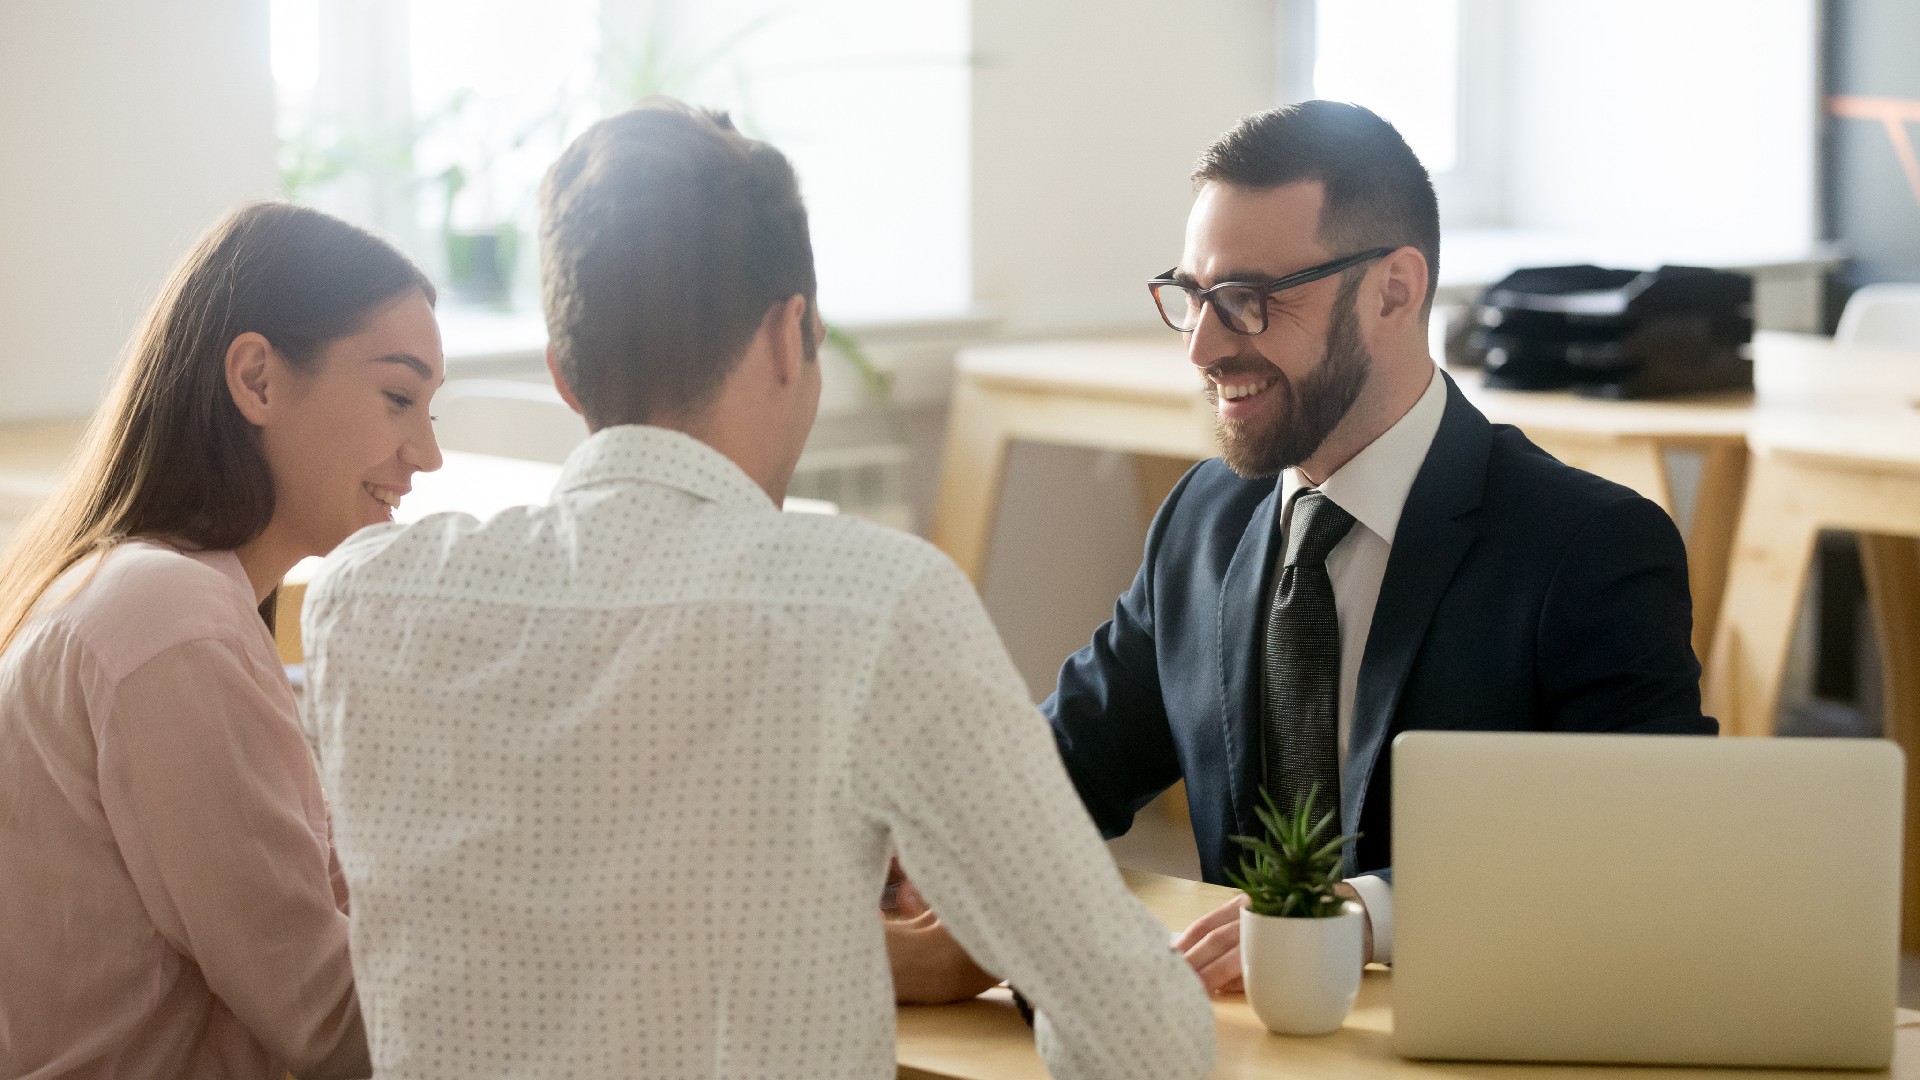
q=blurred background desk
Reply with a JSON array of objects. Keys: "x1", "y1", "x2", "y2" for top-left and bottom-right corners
[
  {"x1": 932, "y1": 338, "x2": 1762, "y2": 661},
  {"x1": 1708, "y1": 352, "x2": 1920, "y2": 731},
  {"x1": 1706, "y1": 407, "x2": 1920, "y2": 947},
  {"x1": 897, "y1": 869, "x2": 1920, "y2": 1079},
  {"x1": 930, "y1": 332, "x2": 1920, "y2": 934}
]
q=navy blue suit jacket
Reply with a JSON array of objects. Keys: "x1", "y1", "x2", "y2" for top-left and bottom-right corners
[{"x1": 1042, "y1": 373, "x2": 1717, "y2": 884}]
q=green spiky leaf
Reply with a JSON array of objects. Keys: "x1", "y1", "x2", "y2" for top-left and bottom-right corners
[{"x1": 1227, "y1": 783, "x2": 1361, "y2": 918}]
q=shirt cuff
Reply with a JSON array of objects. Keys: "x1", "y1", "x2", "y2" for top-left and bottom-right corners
[{"x1": 1345, "y1": 873, "x2": 1393, "y2": 965}]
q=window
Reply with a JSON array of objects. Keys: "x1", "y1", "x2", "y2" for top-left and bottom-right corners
[
  {"x1": 1313, "y1": 0, "x2": 1460, "y2": 173},
  {"x1": 270, "y1": 0, "x2": 970, "y2": 324},
  {"x1": 408, "y1": 0, "x2": 600, "y2": 236},
  {"x1": 1286, "y1": 0, "x2": 1507, "y2": 227},
  {"x1": 617, "y1": 0, "x2": 971, "y2": 322}
]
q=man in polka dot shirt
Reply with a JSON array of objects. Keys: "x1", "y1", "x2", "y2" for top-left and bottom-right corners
[{"x1": 302, "y1": 101, "x2": 1214, "y2": 1079}]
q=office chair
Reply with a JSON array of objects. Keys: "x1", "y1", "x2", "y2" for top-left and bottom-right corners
[{"x1": 1835, "y1": 283, "x2": 1920, "y2": 350}]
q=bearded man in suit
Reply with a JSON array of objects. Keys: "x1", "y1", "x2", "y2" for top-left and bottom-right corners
[{"x1": 890, "y1": 100, "x2": 1714, "y2": 1001}]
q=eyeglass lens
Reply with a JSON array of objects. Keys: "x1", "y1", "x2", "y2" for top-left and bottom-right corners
[{"x1": 1153, "y1": 282, "x2": 1265, "y2": 334}]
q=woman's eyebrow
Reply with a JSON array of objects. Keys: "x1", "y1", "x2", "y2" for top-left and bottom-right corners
[{"x1": 371, "y1": 353, "x2": 438, "y2": 384}]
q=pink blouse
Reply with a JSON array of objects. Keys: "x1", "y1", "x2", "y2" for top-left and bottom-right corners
[{"x1": 0, "y1": 540, "x2": 366, "y2": 1079}]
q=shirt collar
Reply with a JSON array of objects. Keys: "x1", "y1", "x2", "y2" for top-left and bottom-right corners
[
  {"x1": 116, "y1": 539, "x2": 260, "y2": 606},
  {"x1": 554, "y1": 424, "x2": 776, "y2": 511},
  {"x1": 191, "y1": 546, "x2": 259, "y2": 599},
  {"x1": 127, "y1": 541, "x2": 256, "y2": 604},
  {"x1": 1279, "y1": 366, "x2": 1446, "y2": 545}
]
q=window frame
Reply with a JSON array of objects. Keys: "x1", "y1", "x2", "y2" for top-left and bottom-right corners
[{"x1": 1276, "y1": 0, "x2": 1510, "y2": 229}]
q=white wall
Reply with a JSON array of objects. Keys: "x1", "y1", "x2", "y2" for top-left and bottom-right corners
[
  {"x1": 971, "y1": 0, "x2": 1279, "y2": 338},
  {"x1": 1502, "y1": 0, "x2": 1818, "y2": 252},
  {"x1": 0, "y1": 0, "x2": 279, "y2": 421},
  {"x1": 967, "y1": 0, "x2": 1281, "y2": 694}
]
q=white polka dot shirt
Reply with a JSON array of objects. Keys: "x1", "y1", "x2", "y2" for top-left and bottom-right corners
[{"x1": 302, "y1": 425, "x2": 1214, "y2": 1080}]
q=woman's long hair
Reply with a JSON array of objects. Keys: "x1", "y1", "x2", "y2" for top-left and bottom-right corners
[{"x1": 0, "y1": 202, "x2": 434, "y2": 652}]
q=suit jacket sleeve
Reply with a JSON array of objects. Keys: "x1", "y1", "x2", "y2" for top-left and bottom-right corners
[
  {"x1": 1041, "y1": 465, "x2": 1198, "y2": 838},
  {"x1": 1536, "y1": 494, "x2": 1718, "y2": 735}
]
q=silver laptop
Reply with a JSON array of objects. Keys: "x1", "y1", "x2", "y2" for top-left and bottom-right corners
[{"x1": 1392, "y1": 731, "x2": 1902, "y2": 1069}]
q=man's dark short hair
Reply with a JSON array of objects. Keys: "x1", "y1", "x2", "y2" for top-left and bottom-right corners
[
  {"x1": 1193, "y1": 100, "x2": 1440, "y2": 313},
  {"x1": 539, "y1": 99, "x2": 816, "y2": 428}
]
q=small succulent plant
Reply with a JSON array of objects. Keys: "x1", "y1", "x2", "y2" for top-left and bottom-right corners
[{"x1": 1227, "y1": 784, "x2": 1360, "y2": 918}]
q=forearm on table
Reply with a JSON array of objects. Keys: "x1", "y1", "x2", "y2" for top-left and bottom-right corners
[{"x1": 886, "y1": 915, "x2": 1000, "y2": 1004}]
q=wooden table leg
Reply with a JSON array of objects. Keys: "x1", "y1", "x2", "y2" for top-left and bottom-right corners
[
  {"x1": 1705, "y1": 454, "x2": 1822, "y2": 736},
  {"x1": 930, "y1": 378, "x2": 1015, "y2": 587},
  {"x1": 1529, "y1": 436, "x2": 1675, "y2": 516},
  {"x1": 1863, "y1": 534, "x2": 1920, "y2": 950},
  {"x1": 274, "y1": 581, "x2": 307, "y2": 666},
  {"x1": 1864, "y1": 534, "x2": 1920, "y2": 750},
  {"x1": 1686, "y1": 444, "x2": 1750, "y2": 665}
]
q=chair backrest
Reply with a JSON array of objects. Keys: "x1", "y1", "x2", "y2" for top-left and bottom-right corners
[
  {"x1": 432, "y1": 379, "x2": 586, "y2": 464},
  {"x1": 1834, "y1": 283, "x2": 1920, "y2": 349}
]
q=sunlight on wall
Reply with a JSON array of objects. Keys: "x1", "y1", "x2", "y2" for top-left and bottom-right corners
[
  {"x1": 270, "y1": 0, "x2": 969, "y2": 324},
  {"x1": 1315, "y1": 0, "x2": 1460, "y2": 174}
]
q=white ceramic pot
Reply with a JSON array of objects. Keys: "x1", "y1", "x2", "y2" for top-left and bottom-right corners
[{"x1": 1239, "y1": 900, "x2": 1365, "y2": 1036}]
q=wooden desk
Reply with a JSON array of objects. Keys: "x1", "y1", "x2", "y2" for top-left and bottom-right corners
[
  {"x1": 928, "y1": 339, "x2": 1220, "y2": 585},
  {"x1": 898, "y1": 869, "x2": 1920, "y2": 1079},
  {"x1": 1699, "y1": 337, "x2": 1920, "y2": 739},
  {"x1": 930, "y1": 339, "x2": 1754, "y2": 659},
  {"x1": 0, "y1": 418, "x2": 87, "y2": 540},
  {"x1": 1703, "y1": 407, "x2": 1920, "y2": 945}
]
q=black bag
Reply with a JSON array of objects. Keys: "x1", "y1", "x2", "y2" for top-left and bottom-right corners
[{"x1": 1461, "y1": 264, "x2": 1754, "y2": 399}]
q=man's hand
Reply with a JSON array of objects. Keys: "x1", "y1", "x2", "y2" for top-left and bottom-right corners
[
  {"x1": 885, "y1": 910, "x2": 1002, "y2": 1004},
  {"x1": 1172, "y1": 884, "x2": 1374, "y2": 993},
  {"x1": 1172, "y1": 893, "x2": 1249, "y2": 993}
]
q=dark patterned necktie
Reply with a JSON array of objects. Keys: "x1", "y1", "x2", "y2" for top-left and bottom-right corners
[{"x1": 1262, "y1": 488, "x2": 1355, "y2": 821}]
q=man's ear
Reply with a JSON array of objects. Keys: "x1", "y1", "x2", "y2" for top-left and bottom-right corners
[
  {"x1": 224, "y1": 332, "x2": 275, "y2": 426},
  {"x1": 1374, "y1": 247, "x2": 1430, "y2": 326},
  {"x1": 546, "y1": 347, "x2": 585, "y2": 415},
  {"x1": 765, "y1": 293, "x2": 811, "y2": 387}
]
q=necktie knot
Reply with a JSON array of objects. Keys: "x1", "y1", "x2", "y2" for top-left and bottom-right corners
[{"x1": 1285, "y1": 490, "x2": 1355, "y2": 568}]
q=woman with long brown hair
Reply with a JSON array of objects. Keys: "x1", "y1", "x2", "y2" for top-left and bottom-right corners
[{"x1": 0, "y1": 202, "x2": 444, "y2": 1079}]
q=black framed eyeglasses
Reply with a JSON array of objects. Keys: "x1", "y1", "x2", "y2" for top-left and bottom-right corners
[{"x1": 1147, "y1": 247, "x2": 1396, "y2": 335}]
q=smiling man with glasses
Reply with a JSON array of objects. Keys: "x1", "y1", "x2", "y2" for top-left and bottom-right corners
[{"x1": 893, "y1": 100, "x2": 1715, "y2": 1004}]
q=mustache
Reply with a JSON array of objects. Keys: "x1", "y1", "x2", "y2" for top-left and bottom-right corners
[
  {"x1": 1200, "y1": 355, "x2": 1291, "y2": 405},
  {"x1": 1201, "y1": 354, "x2": 1274, "y2": 383}
]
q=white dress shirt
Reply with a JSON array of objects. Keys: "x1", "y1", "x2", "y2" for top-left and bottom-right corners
[
  {"x1": 303, "y1": 425, "x2": 1213, "y2": 1080},
  {"x1": 1275, "y1": 366, "x2": 1447, "y2": 963}
]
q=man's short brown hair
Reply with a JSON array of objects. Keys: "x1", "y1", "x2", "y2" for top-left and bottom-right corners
[
  {"x1": 539, "y1": 100, "x2": 816, "y2": 428},
  {"x1": 1194, "y1": 100, "x2": 1440, "y2": 312}
]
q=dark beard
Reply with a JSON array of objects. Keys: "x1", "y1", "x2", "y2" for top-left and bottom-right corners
[{"x1": 1206, "y1": 276, "x2": 1371, "y2": 479}]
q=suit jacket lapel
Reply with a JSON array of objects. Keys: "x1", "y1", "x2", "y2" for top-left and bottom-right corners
[
  {"x1": 1215, "y1": 477, "x2": 1283, "y2": 847},
  {"x1": 1343, "y1": 374, "x2": 1492, "y2": 861}
]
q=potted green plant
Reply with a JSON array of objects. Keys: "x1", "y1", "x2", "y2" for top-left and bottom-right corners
[
  {"x1": 1228, "y1": 784, "x2": 1365, "y2": 1035},
  {"x1": 415, "y1": 87, "x2": 576, "y2": 311}
]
